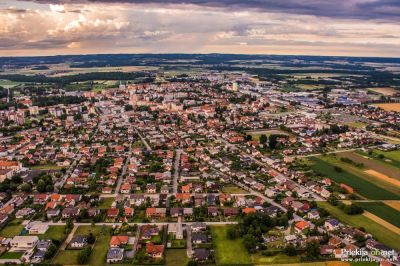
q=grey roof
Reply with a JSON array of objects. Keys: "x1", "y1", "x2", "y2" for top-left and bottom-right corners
[
  {"x1": 37, "y1": 240, "x2": 51, "y2": 250},
  {"x1": 107, "y1": 248, "x2": 124, "y2": 260},
  {"x1": 193, "y1": 248, "x2": 210, "y2": 261}
]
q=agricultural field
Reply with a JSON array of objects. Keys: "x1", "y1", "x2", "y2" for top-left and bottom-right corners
[
  {"x1": 317, "y1": 202, "x2": 400, "y2": 250},
  {"x1": 368, "y1": 87, "x2": 399, "y2": 96},
  {"x1": 355, "y1": 201, "x2": 400, "y2": 228},
  {"x1": 1, "y1": 63, "x2": 156, "y2": 76},
  {"x1": 337, "y1": 151, "x2": 400, "y2": 180},
  {"x1": 357, "y1": 150, "x2": 400, "y2": 169},
  {"x1": 211, "y1": 225, "x2": 252, "y2": 265},
  {"x1": 309, "y1": 156, "x2": 400, "y2": 200},
  {"x1": 0, "y1": 79, "x2": 24, "y2": 89},
  {"x1": 296, "y1": 84, "x2": 325, "y2": 90},
  {"x1": 384, "y1": 200, "x2": 400, "y2": 212},
  {"x1": 372, "y1": 103, "x2": 400, "y2": 112}
]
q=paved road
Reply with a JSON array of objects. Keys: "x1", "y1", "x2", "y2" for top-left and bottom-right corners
[
  {"x1": 35, "y1": 221, "x2": 239, "y2": 226},
  {"x1": 54, "y1": 154, "x2": 82, "y2": 193},
  {"x1": 115, "y1": 144, "x2": 133, "y2": 194},
  {"x1": 55, "y1": 110, "x2": 105, "y2": 192},
  {"x1": 186, "y1": 224, "x2": 192, "y2": 257},
  {"x1": 135, "y1": 127, "x2": 152, "y2": 152},
  {"x1": 172, "y1": 149, "x2": 182, "y2": 194}
]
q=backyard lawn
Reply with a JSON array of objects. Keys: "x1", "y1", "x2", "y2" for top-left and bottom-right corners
[
  {"x1": 221, "y1": 184, "x2": 248, "y2": 194},
  {"x1": 98, "y1": 197, "x2": 115, "y2": 209},
  {"x1": 165, "y1": 249, "x2": 189, "y2": 266},
  {"x1": 78, "y1": 225, "x2": 112, "y2": 266},
  {"x1": 52, "y1": 250, "x2": 80, "y2": 265},
  {"x1": 0, "y1": 222, "x2": 23, "y2": 238},
  {"x1": 0, "y1": 252, "x2": 23, "y2": 259},
  {"x1": 211, "y1": 225, "x2": 252, "y2": 265},
  {"x1": 317, "y1": 202, "x2": 400, "y2": 250},
  {"x1": 37, "y1": 225, "x2": 67, "y2": 241}
]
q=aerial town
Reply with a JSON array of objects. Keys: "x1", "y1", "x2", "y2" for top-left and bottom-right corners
[{"x1": 0, "y1": 54, "x2": 399, "y2": 266}]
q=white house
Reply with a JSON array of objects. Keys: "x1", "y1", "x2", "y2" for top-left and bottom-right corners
[
  {"x1": 10, "y1": 236, "x2": 39, "y2": 250},
  {"x1": 27, "y1": 223, "x2": 49, "y2": 235}
]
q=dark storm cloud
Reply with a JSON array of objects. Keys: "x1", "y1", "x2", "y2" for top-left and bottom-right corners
[{"x1": 19, "y1": 0, "x2": 400, "y2": 20}]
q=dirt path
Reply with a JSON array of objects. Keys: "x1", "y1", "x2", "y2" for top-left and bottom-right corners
[
  {"x1": 364, "y1": 169, "x2": 400, "y2": 188},
  {"x1": 363, "y1": 211, "x2": 400, "y2": 235},
  {"x1": 60, "y1": 225, "x2": 78, "y2": 250}
]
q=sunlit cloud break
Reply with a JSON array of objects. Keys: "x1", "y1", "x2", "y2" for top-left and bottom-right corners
[{"x1": 0, "y1": 0, "x2": 399, "y2": 56}]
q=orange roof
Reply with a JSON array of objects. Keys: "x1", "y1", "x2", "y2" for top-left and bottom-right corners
[
  {"x1": 295, "y1": 220, "x2": 310, "y2": 231},
  {"x1": 0, "y1": 161, "x2": 19, "y2": 167},
  {"x1": 242, "y1": 207, "x2": 256, "y2": 214},
  {"x1": 121, "y1": 183, "x2": 131, "y2": 190},
  {"x1": 110, "y1": 236, "x2": 129, "y2": 246},
  {"x1": 50, "y1": 194, "x2": 62, "y2": 201},
  {"x1": 176, "y1": 193, "x2": 191, "y2": 200},
  {"x1": 107, "y1": 208, "x2": 119, "y2": 217},
  {"x1": 124, "y1": 207, "x2": 133, "y2": 216},
  {"x1": 46, "y1": 201, "x2": 57, "y2": 210},
  {"x1": 146, "y1": 242, "x2": 164, "y2": 254},
  {"x1": 146, "y1": 208, "x2": 155, "y2": 215}
]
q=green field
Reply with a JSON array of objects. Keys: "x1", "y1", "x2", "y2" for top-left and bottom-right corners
[
  {"x1": 165, "y1": 249, "x2": 189, "y2": 266},
  {"x1": 79, "y1": 226, "x2": 111, "y2": 266},
  {"x1": 0, "y1": 222, "x2": 23, "y2": 238},
  {"x1": 221, "y1": 184, "x2": 248, "y2": 194},
  {"x1": 356, "y1": 202, "x2": 400, "y2": 228},
  {"x1": 211, "y1": 225, "x2": 252, "y2": 265},
  {"x1": 0, "y1": 79, "x2": 24, "y2": 89},
  {"x1": 37, "y1": 225, "x2": 67, "y2": 241},
  {"x1": 309, "y1": 157, "x2": 400, "y2": 200},
  {"x1": 359, "y1": 150, "x2": 400, "y2": 169},
  {"x1": 317, "y1": 202, "x2": 400, "y2": 250},
  {"x1": 52, "y1": 250, "x2": 81, "y2": 265},
  {"x1": 0, "y1": 251, "x2": 23, "y2": 259},
  {"x1": 251, "y1": 253, "x2": 301, "y2": 265},
  {"x1": 53, "y1": 225, "x2": 111, "y2": 266},
  {"x1": 346, "y1": 121, "x2": 367, "y2": 129},
  {"x1": 30, "y1": 164, "x2": 64, "y2": 171},
  {"x1": 98, "y1": 197, "x2": 115, "y2": 209}
]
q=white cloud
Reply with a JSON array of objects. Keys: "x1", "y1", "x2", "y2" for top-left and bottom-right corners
[{"x1": 0, "y1": 1, "x2": 399, "y2": 56}]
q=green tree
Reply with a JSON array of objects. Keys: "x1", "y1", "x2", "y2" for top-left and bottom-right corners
[
  {"x1": 77, "y1": 247, "x2": 92, "y2": 264},
  {"x1": 284, "y1": 244, "x2": 297, "y2": 256},
  {"x1": 259, "y1": 134, "x2": 268, "y2": 144},
  {"x1": 243, "y1": 234, "x2": 257, "y2": 253}
]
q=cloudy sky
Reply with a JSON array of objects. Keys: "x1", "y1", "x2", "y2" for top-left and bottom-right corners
[{"x1": 0, "y1": 0, "x2": 400, "y2": 57}]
